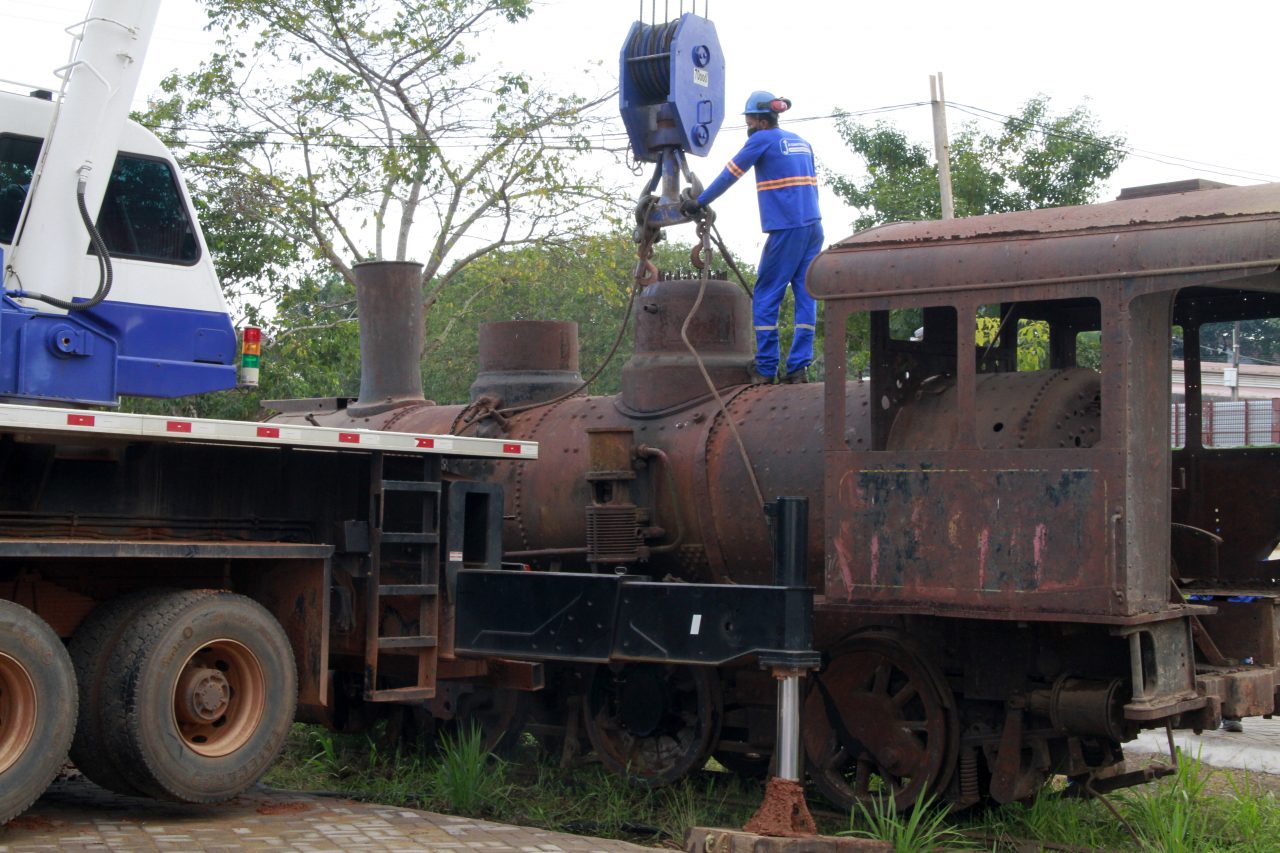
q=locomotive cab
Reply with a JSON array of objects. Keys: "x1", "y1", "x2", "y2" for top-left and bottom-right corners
[{"x1": 804, "y1": 181, "x2": 1280, "y2": 806}]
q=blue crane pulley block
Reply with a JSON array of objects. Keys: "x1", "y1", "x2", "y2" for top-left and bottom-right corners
[{"x1": 619, "y1": 13, "x2": 724, "y2": 163}]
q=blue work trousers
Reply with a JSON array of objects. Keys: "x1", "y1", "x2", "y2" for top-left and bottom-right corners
[{"x1": 753, "y1": 222, "x2": 823, "y2": 377}]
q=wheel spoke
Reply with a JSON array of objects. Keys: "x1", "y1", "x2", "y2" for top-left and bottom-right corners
[
  {"x1": 853, "y1": 756, "x2": 872, "y2": 796},
  {"x1": 804, "y1": 633, "x2": 957, "y2": 815},
  {"x1": 892, "y1": 683, "x2": 918, "y2": 709},
  {"x1": 871, "y1": 661, "x2": 891, "y2": 696}
]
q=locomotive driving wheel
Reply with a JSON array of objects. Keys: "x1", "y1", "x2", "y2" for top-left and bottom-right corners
[
  {"x1": 584, "y1": 662, "x2": 722, "y2": 786},
  {"x1": 803, "y1": 630, "x2": 958, "y2": 810}
]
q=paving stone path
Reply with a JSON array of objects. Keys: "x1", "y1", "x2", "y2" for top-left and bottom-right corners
[
  {"x1": 0, "y1": 776, "x2": 654, "y2": 852},
  {"x1": 1129, "y1": 713, "x2": 1280, "y2": 774}
]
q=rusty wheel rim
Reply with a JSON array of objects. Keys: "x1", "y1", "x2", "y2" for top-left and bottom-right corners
[
  {"x1": 584, "y1": 663, "x2": 721, "y2": 786},
  {"x1": 171, "y1": 639, "x2": 266, "y2": 758},
  {"x1": 803, "y1": 632, "x2": 956, "y2": 809},
  {"x1": 0, "y1": 652, "x2": 37, "y2": 775}
]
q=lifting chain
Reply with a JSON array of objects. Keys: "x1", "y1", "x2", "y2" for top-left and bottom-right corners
[
  {"x1": 632, "y1": 194, "x2": 661, "y2": 288},
  {"x1": 691, "y1": 217, "x2": 713, "y2": 271}
]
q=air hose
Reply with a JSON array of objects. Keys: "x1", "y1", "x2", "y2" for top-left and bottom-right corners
[{"x1": 9, "y1": 168, "x2": 113, "y2": 311}]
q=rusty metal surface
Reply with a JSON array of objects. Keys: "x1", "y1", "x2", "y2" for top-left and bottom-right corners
[
  {"x1": 619, "y1": 275, "x2": 755, "y2": 413},
  {"x1": 809, "y1": 182, "x2": 1280, "y2": 302},
  {"x1": 471, "y1": 321, "x2": 584, "y2": 407},
  {"x1": 823, "y1": 368, "x2": 1115, "y2": 615},
  {"x1": 887, "y1": 368, "x2": 1102, "y2": 451},
  {"x1": 250, "y1": 560, "x2": 331, "y2": 718},
  {"x1": 1193, "y1": 597, "x2": 1279, "y2": 666},
  {"x1": 801, "y1": 630, "x2": 957, "y2": 810},
  {"x1": 375, "y1": 383, "x2": 858, "y2": 588},
  {"x1": 1173, "y1": 449, "x2": 1280, "y2": 583},
  {"x1": 1197, "y1": 667, "x2": 1277, "y2": 718},
  {"x1": 276, "y1": 282, "x2": 865, "y2": 588},
  {"x1": 349, "y1": 260, "x2": 426, "y2": 416},
  {"x1": 260, "y1": 181, "x2": 1280, "y2": 808}
]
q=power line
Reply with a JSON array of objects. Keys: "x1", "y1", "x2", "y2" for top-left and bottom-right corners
[
  {"x1": 947, "y1": 101, "x2": 1280, "y2": 185},
  {"x1": 142, "y1": 98, "x2": 1279, "y2": 189}
]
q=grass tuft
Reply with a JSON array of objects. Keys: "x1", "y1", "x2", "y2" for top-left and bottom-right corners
[
  {"x1": 265, "y1": 723, "x2": 1280, "y2": 850},
  {"x1": 431, "y1": 722, "x2": 510, "y2": 815},
  {"x1": 841, "y1": 792, "x2": 973, "y2": 852}
]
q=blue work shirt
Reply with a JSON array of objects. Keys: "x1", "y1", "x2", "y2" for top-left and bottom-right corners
[{"x1": 697, "y1": 127, "x2": 821, "y2": 232}]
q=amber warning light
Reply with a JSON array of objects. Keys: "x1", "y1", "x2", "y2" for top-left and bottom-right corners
[{"x1": 240, "y1": 326, "x2": 262, "y2": 387}]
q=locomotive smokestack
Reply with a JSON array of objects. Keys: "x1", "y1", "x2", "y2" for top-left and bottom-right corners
[
  {"x1": 350, "y1": 260, "x2": 426, "y2": 416},
  {"x1": 470, "y1": 321, "x2": 585, "y2": 407}
]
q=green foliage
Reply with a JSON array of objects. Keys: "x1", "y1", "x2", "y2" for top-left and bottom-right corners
[
  {"x1": 419, "y1": 232, "x2": 751, "y2": 403},
  {"x1": 138, "y1": 0, "x2": 622, "y2": 350},
  {"x1": 827, "y1": 96, "x2": 1127, "y2": 231},
  {"x1": 1221, "y1": 772, "x2": 1280, "y2": 852},
  {"x1": 264, "y1": 723, "x2": 770, "y2": 844},
  {"x1": 122, "y1": 267, "x2": 361, "y2": 419},
  {"x1": 431, "y1": 723, "x2": 511, "y2": 815},
  {"x1": 1121, "y1": 748, "x2": 1211, "y2": 852},
  {"x1": 976, "y1": 785, "x2": 1120, "y2": 850},
  {"x1": 975, "y1": 314, "x2": 1051, "y2": 372},
  {"x1": 121, "y1": 230, "x2": 735, "y2": 417},
  {"x1": 842, "y1": 792, "x2": 972, "y2": 852},
  {"x1": 305, "y1": 727, "x2": 349, "y2": 778},
  {"x1": 266, "y1": 724, "x2": 1280, "y2": 851}
]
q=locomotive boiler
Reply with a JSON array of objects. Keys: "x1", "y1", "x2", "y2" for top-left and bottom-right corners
[{"x1": 273, "y1": 180, "x2": 1280, "y2": 812}]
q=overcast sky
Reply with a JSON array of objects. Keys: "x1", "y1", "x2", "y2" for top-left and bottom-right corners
[{"x1": 4, "y1": 0, "x2": 1278, "y2": 264}]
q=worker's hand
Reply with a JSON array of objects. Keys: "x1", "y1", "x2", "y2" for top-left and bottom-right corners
[
  {"x1": 679, "y1": 191, "x2": 703, "y2": 218},
  {"x1": 680, "y1": 198, "x2": 703, "y2": 217}
]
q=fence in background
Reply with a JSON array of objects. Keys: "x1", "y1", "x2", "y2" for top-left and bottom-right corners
[{"x1": 1172, "y1": 398, "x2": 1280, "y2": 448}]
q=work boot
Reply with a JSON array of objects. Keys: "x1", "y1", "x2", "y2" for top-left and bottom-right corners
[
  {"x1": 782, "y1": 367, "x2": 810, "y2": 384},
  {"x1": 748, "y1": 366, "x2": 775, "y2": 385}
]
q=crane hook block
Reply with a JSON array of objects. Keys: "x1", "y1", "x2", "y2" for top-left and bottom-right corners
[{"x1": 619, "y1": 13, "x2": 724, "y2": 162}]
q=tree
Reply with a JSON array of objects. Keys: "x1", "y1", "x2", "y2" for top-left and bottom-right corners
[
  {"x1": 142, "y1": 0, "x2": 622, "y2": 328},
  {"x1": 826, "y1": 96, "x2": 1127, "y2": 230},
  {"x1": 419, "y1": 233, "x2": 752, "y2": 404},
  {"x1": 124, "y1": 231, "x2": 736, "y2": 417}
]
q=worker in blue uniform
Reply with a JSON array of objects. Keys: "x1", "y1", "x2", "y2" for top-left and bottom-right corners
[{"x1": 683, "y1": 91, "x2": 823, "y2": 384}]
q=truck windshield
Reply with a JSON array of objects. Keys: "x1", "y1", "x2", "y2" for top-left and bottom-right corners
[
  {"x1": 0, "y1": 134, "x2": 199, "y2": 264},
  {"x1": 0, "y1": 135, "x2": 40, "y2": 244}
]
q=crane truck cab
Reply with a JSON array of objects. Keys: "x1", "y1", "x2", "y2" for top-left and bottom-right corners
[{"x1": 0, "y1": 2, "x2": 237, "y2": 407}]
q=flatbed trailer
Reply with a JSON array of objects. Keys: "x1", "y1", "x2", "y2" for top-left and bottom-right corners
[{"x1": 0, "y1": 402, "x2": 532, "y2": 819}]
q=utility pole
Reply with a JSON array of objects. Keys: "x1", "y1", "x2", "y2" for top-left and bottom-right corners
[
  {"x1": 930, "y1": 72, "x2": 955, "y2": 220},
  {"x1": 1231, "y1": 320, "x2": 1241, "y2": 401}
]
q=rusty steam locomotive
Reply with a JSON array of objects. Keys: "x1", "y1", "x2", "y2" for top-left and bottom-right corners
[{"x1": 273, "y1": 179, "x2": 1280, "y2": 811}]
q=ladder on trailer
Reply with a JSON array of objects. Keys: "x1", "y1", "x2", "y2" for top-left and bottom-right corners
[{"x1": 365, "y1": 451, "x2": 443, "y2": 701}]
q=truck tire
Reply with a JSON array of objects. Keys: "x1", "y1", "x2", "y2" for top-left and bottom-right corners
[
  {"x1": 0, "y1": 600, "x2": 77, "y2": 824},
  {"x1": 68, "y1": 590, "x2": 172, "y2": 796},
  {"x1": 102, "y1": 590, "x2": 298, "y2": 803}
]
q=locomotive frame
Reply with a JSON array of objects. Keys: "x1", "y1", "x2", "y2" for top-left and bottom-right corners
[{"x1": 269, "y1": 181, "x2": 1280, "y2": 813}]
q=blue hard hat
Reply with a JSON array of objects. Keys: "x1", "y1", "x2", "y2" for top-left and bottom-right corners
[{"x1": 743, "y1": 90, "x2": 790, "y2": 115}]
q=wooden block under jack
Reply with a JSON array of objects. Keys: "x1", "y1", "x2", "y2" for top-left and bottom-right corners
[{"x1": 684, "y1": 828, "x2": 891, "y2": 853}]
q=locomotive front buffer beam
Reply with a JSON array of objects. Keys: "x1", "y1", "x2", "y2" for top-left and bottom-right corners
[
  {"x1": 455, "y1": 497, "x2": 815, "y2": 671},
  {"x1": 454, "y1": 496, "x2": 820, "y2": 788},
  {"x1": 453, "y1": 571, "x2": 814, "y2": 668}
]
